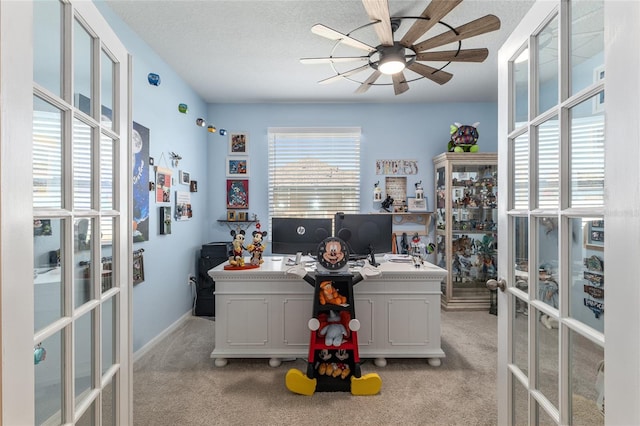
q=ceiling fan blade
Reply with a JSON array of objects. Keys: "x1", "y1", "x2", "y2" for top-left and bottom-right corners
[
  {"x1": 414, "y1": 15, "x2": 501, "y2": 52},
  {"x1": 400, "y1": 0, "x2": 463, "y2": 47},
  {"x1": 392, "y1": 72, "x2": 410, "y2": 95},
  {"x1": 355, "y1": 70, "x2": 382, "y2": 94},
  {"x1": 416, "y1": 48, "x2": 489, "y2": 63},
  {"x1": 361, "y1": 0, "x2": 394, "y2": 46},
  {"x1": 318, "y1": 64, "x2": 371, "y2": 84},
  {"x1": 311, "y1": 24, "x2": 376, "y2": 53},
  {"x1": 407, "y1": 62, "x2": 453, "y2": 85},
  {"x1": 300, "y1": 56, "x2": 369, "y2": 65}
]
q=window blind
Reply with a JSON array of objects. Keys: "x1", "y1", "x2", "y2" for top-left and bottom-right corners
[
  {"x1": 267, "y1": 127, "x2": 361, "y2": 225},
  {"x1": 512, "y1": 115, "x2": 604, "y2": 210},
  {"x1": 33, "y1": 109, "x2": 114, "y2": 244}
]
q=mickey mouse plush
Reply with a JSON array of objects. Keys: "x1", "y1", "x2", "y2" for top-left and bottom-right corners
[
  {"x1": 228, "y1": 230, "x2": 246, "y2": 267},
  {"x1": 247, "y1": 230, "x2": 267, "y2": 266}
]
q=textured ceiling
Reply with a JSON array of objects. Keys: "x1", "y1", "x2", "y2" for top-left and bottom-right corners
[{"x1": 104, "y1": 0, "x2": 535, "y2": 104}]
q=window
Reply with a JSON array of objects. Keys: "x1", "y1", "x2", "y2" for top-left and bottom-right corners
[{"x1": 267, "y1": 127, "x2": 361, "y2": 229}]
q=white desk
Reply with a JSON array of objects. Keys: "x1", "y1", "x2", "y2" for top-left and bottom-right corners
[{"x1": 208, "y1": 257, "x2": 447, "y2": 367}]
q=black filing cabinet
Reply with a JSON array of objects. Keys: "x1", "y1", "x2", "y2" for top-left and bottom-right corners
[{"x1": 195, "y1": 242, "x2": 231, "y2": 316}]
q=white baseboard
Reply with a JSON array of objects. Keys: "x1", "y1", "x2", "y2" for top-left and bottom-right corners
[{"x1": 133, "y1": 310, "x2": 192, "y2": 363}]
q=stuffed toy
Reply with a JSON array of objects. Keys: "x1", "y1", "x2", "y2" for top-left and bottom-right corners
[
  {"x1": 318, "y1": 281, "x2": 347, "y2": 306},
  {"x1": 316, "y1": 347, "x2": 350, "y2": 379},
  {"x1": 247, "y1": 230, "x2": 267, "y2": 266},
  {"x1": 448, "y1": 122, "x2": 480, "y2": 152},
  {"x1": 228, "y1": 229, "x2": 246, "y2": 267},
  {"x1": 319, "y1": 310, "x2": 348, "y2": 346}
]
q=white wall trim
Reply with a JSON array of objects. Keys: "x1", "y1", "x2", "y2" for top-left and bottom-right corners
[{"x1": 133, "y1": 311, "x2": 193, "y2": 363}]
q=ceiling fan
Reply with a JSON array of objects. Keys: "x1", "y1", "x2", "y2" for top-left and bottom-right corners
[{"x1": 300, "y1": 0, "x2": 501, "y2": 95}]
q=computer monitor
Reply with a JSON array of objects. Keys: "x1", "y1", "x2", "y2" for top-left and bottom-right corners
[
  {"x1": 334, "y1": 213, "x2": 393, "y2": 263},
  {"x1": 271, "y1": 217, "x2": 332, "y2": 255}
]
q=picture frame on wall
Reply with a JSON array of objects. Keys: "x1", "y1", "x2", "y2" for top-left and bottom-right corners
[
  {"x1": 226, "y1": 179, "x2": 249, "y2": 209},
  {"x1": 585, "y1": 220, "x2": 604, "y2": 251},
  {"x1": 228, "y1": 132, "x2": 248, "y2": 155},
  {"x1": 179, "y1": 170, "x2": 191, "y2": 185},
  {"x1": 226, "y1": 156, "x2": 250, "y2": 177},
  {"x1": 407, "y1": 196, "x2": 428, "y2": 212}
]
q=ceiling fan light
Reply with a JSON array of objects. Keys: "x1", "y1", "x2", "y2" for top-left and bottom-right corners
[{"x1": 378, "y1": 54, "x2": 405, "y2": 75}]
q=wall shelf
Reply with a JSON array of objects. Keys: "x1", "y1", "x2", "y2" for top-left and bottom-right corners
[{"x1": 217, "y1": 220, "x2": 257, "y2": 232}]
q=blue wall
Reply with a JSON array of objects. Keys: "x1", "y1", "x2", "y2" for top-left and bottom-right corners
[
  {"x1": 96, "y1": 1, "x2": 498, "y2": 352},
  {"x1": 207, "y1": 103, "x2": 498, "y2": 247},
  {"x1": 96, "y1": 2, "x2": 211, "y2": 352}
]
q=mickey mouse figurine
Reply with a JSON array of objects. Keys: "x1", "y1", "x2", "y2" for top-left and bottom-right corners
[
  {"x1": 247, "y1": 224, "x2": 267, "y2": 266},
  {"x1": 228, "y1": 229, "x2": 246, "y2": 267}
]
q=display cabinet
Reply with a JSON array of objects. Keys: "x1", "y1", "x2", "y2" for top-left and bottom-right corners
[{"x1": 433, "y1": 152, "x2": 497, "y2": 310}]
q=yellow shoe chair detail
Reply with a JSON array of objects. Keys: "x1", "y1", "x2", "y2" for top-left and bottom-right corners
[
  {"x1": 285, "y1": 369, "x2": 317, "y2": 396},
  {"x1": 351, "y1": 373, "x2": 382, "y2": 396}
]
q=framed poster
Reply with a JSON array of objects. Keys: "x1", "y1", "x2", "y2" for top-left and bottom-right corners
[
  {"x1": 132, "y1": 121, "x2": 150, "y2": 242},
  {"x1": 226, "y1": 156, "x2": 250, "y2": 177},
  {"x1": 385, "y1": 176, "x2": 407, "y2": 210},
  {"x1": 228, "y1": 132, "x2": 248, "y2": 155},
  {"x1": 175, "y1": 191, "x2": 192, "y2": 221},
  {"x1": 155, "y1": 167, "x2": 172, "y2": 203},
  {"x1": 226, "y1": 179, "x2": 249, "y2": 209}
]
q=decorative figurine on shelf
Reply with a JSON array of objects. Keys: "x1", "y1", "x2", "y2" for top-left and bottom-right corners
[
  {"x1": 448, "y1": 122, "x2": 480, "y2": 152},
  {"x1": 381, "y1": 194, "x2": 394, "y2": 212},
  {"x1": 415, "y1": 181, "x2": 424, "y2": 200},
  {"x1": 247, "y1": 224, "x2": 267, "y2": 266},
  {"x1": 373, "y1": 181, "x2": 382, "y2": 202},
  {"x1": 228, "y1": 230, "x2": 246, "y2": 267}
]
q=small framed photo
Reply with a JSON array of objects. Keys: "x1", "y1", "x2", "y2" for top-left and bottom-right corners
[
  {"x1": 179, "y1": 170, "x2": 191, "y2": 185},
  {"x1": 584, "y1": 220, "x2": 604, "y2": 251},
  {"x1": 189, "y1": 180, "x2": 198, "y2": 193},
  {"x1": 226, "y1": 179, "x2": 249, "y2": 209},
  {"x1": 227, "y1": 211, "x2": 236, "y2": 221},
  {"x1": 237, "y1": 211, "x2": 248, "y2": 222},
  {"x1": 226, "y1": 156, "x2": 249, "y2": 177},
  {"x1": 408, "y1": 196, "x2": 428, "y2": 212},
  {"x1": 228, "y1": 132, "x2": 248, "y2": 155}
]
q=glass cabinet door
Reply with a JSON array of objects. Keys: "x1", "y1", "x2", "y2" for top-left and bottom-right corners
[{"x1": 433, "y1": 153, "x2": 497, "y2": 310}]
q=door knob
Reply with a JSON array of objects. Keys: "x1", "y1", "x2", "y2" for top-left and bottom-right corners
[{"x1": 486, "y1": 278, "x2": 506, "y2": 292}]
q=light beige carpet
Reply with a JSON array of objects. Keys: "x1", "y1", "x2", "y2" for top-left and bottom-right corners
[{"x1": 133, "y1": 310, "x2": 501, "y2": 425}]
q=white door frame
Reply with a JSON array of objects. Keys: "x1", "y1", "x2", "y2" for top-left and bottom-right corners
[
  {"x1": 1, "y1": 2, "x2": 38, "y2": 421},
  {"x1": 497, "y1": 1, "x2": 640, "y2": 424},
  {"x1": 601, "y1": 1, "x2": 640, "y2": 423}
]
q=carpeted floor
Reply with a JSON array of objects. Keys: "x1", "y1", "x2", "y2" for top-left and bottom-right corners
[{"x1": 133, "y1": 310, "x2": 500, "y2": 425}]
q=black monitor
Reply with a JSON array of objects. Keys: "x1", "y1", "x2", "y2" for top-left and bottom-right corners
[
  {"x1": 271, "y1": 217, "x2": 332, "y2": 255},
  {"x1": 334, "y1": 213, "x2": 393, "y2": 263}
]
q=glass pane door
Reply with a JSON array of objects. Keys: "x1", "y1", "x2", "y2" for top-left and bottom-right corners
[
  {"x1": 31, "y1": 1, "x2": 131, "y2": 424},
  {"x1": 498, "y1": 1, "x2": 605, "y2": 424}
]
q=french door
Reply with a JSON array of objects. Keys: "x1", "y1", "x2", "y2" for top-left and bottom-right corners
[
  {"x1": 1, "y1": 1, "x2": 132, "y2": 424},
  {"x1": 497, "y1": 1, "x2": 640, "y2": 424}
]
